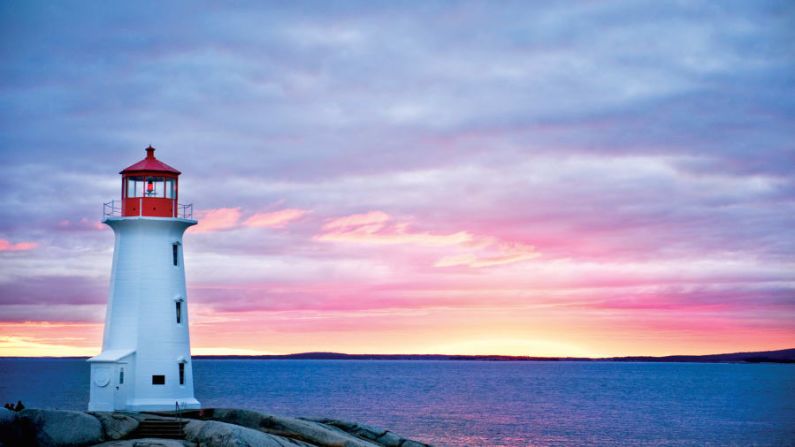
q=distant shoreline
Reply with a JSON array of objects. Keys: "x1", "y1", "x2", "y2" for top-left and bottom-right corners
[{"x1": 3, "y1": 348, "x2": 794, "y2": 363}]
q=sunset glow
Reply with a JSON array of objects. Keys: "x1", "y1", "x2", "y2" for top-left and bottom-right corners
[{"x1": 0, "y1": 1, "x2": 793, "y2": 358}]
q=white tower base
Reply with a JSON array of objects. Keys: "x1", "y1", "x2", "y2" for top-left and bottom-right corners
[{"x1": 88, "y1": 216, "x2": 200, "y2": 412}]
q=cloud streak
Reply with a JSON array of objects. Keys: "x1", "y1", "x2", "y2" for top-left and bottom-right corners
[
  {"x1": 317, "y1": 211, "x2": 472, "y2": 246},
  {"x1": 243, "y1": 208, "x2": 309, "y2": 228},
  {"x1": 0, "y1": 239, "x2": 38, "y2": 252},
  {"x1": 316, "y1": 211, "x2": 539, "y2": 268},
  {"x1": 192, "y1": 207, "x2": 309, "y2": 233}
]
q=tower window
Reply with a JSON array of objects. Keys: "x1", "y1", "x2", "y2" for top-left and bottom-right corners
[
  {"x1": 126, "y1": 176, "x2": 146, "y2": 198},
  {"x1": 172, "y1": 243, "x2": 179, "y2": 266},
  {"x1": 179, "y1": 363, "x2": 185, "y2": 385},
  {"x1": 176, "y1": 301, "x2": 182, "y2": 324},
  {"x1": 152, "y1": 375, "x2": 165, "y2": 385},
  {"x1": 165, "y1": 179, "x2": 175, "y2": 199},
  {"x1": 119, "y1": 368, "x2": 124, "y2": 385}
]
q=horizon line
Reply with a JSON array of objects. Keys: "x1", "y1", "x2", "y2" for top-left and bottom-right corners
[{"x1": 2, "y1": 347, "x2": 793, "y2": 361}]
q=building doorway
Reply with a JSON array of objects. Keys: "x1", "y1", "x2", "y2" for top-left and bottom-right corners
[{"x1": 113, "y1": 363, "x2": 128, "y2": 410}]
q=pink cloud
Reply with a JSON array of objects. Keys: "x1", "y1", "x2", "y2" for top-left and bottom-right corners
[
  {"x1": 191, "y1": 207, "x2": 309, "y2": 233},
  {"x1": 316, "y1": 211, "x2": 538, "y2": 268},
  {"x1": 317, "y1": 211, "x2": 472, "y2": 246},
  {"x1": 0, "y1": 239, "x2": 38, "y2": 252},
  {"x1": 435, "y1": 241, "x2": 538, "y2": 268},
  {"x1": 243, "y1": 208, "x2": 309, "y2": 228},
  {"x1": 321, "y1": 211, "x2": 390, "y2": 231},
  {"x1": 56, "y1": 218, "x2": 105, "y2": 231},
  {"x1": 191, "y1": 207, "x2": 242, "y2": 233}
]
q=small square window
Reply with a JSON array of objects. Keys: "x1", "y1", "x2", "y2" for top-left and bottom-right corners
[{"x1": 152, "y1": 375, "x2": 165, "y2": 385}]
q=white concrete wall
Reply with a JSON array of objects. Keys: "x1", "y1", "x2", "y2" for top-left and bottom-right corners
[
  {"x1": 88, "y1": 363, "x2": 114, "y2": 412},
  {"x1": 88, "y1": 354, "x2": 135, "y2": 411},
  {"x1": 89, "y1": 216, "x2": 200, "y2": 411}
]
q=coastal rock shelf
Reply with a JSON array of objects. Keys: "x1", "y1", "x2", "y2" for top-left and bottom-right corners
[{"x1": 0, "y1": 407, "x2": 432, "y2": 447}]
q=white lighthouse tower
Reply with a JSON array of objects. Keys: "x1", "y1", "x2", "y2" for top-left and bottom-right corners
[{"x1": 88, "y1": 146, "x2": 200, "y2": 412}]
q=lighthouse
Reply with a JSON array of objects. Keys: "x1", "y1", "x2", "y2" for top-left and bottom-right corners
[{"x1": 88, "y1": 146, "x2": 200, "y2": 412}]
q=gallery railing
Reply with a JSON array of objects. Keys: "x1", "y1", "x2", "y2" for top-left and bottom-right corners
[{"x1": 102, "y1": 200, "x2": 195, "y2": 219}]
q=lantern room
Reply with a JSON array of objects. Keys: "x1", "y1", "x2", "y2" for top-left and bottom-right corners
[{"x1": 119, "y1": 146, "x2": 181, "y2": 218}]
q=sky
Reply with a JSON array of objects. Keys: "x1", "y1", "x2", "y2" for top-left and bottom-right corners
[{"x1": 0, "y1": 1, "x2": 793, "y2": 357}]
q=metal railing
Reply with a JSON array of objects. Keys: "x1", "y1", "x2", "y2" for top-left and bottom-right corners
[
  {"x1": 102, "y1": 200, "x2": 195, "y2": 219},
  {"x1": 103, "y1": 200, "x2": 121, "y2": 219},
  {"x1": 177, "y1": 203, "x2": 193, "y2": 219}
]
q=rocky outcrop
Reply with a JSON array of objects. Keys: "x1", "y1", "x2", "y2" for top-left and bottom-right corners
[
  {"x1": 92, "y1": 439, "x2": 193, "y2": 447},
  {"x1": 307, "y1": 419, "x2": 426, "y2": 447},
  {"x1": 90, "y1": 413, "x2": 140, "y2": 440},
  {"x1": 19, "y1": 409, "x2": 104, "y2": 447},
  {"x1": 1, "y1": 407, "x2": 31, "y2": 447},
  {"x1": 207, "y1": 409, "x2": 383, "y2": 447},
  {"x1": 0, "y1": 408, "x2": 432, "y2": 447},
  {"x1": 184, "y1": 418, "x2": 314, "y2": 447},
  {"x1": 0, "y1": 408, "x2": 14, "y2": 425}
]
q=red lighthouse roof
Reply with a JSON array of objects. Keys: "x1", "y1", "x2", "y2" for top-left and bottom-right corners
[{"x1": 120, "y1": 146, "x2": 181, "y2": 175}]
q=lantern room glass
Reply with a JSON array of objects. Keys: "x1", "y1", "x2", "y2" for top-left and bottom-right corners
[
  {"x1": 165, "y1": 179, "x2": 175, "y2": 199},
  {"x1": 146, "y1": 177, "x2": 164, "y2": 197},
  {"x1": 126, "y1": 176, "x2": 145, "y2": 198},
  {"x1": 125, "y1": 176, "x2": 175, "y2": 198}
]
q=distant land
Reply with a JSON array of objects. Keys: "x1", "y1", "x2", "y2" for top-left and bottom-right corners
[
  {"x1": 4, "y1": 348, "x2": 794, "y2": 363},
  {"x1": 191, "y1": 348, "x2": 795, "y2": 363}
]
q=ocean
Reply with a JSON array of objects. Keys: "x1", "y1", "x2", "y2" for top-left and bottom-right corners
[{"x1": 1, "y1": 358, "x2": 793, "y2": 446}]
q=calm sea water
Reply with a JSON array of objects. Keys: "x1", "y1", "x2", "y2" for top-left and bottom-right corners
[{"x1": 0, "y1": 359, "x2": 793, "y2": 446}]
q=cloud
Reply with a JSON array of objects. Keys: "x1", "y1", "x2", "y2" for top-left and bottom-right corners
[
  {"x1": 56, "y1": 218, "x2": 105, "y2": 232},
  {"x1": 192, "y1": 208, "x2": 242, "y2": 233},
  {"x1": 317, "y1": 211, "x2": 472, "y2": 246},
  {"x1": 0, "y1": 239, "x2": 38, "y2": 252},
  {"x1": 191, "y1": 207, "x2": 309, "y2": 233},
  {"x1": 317, "y1": 211, "x2": 539, "y2": 268},
  {"x1": 243, "y1": 208, "x2": 308, "y2": 228},
  {"x1": 434, "y1": 241, "x2": 539, "y2": 268}
]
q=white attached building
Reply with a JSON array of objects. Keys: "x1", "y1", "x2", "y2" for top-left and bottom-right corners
[{"x1": 88, "y1": 146, "x2": 200, "y2": 412}]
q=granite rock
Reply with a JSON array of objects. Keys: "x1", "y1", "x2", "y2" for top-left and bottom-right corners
[
  {"x1": 1, "y1": 407, "x2": 35, "y2": 447},
  {"x1": 0, "y1": 408, "x2": 14, "y2": 425},
  {"x1": 184, "y1": 418, "x2": 314, "y2": 447},
  {"x1": 90, "y1": 412, "x2": 140, "y2": 440},
  {"x1": 91, "y1": 439, "x2": 192, "y2": 447},
  {"x1": 209, "y1": 408, "x2": 382, "y2": 447},
  {"x1": 308, "y1": 419, "x2": 418, "y2": 447},
  {"x1": 4, "y1": 408, "x2": 431, "y2": 447},
  {"x1": 20, "y1": 409, "x2": 103, "y2": 447}
]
